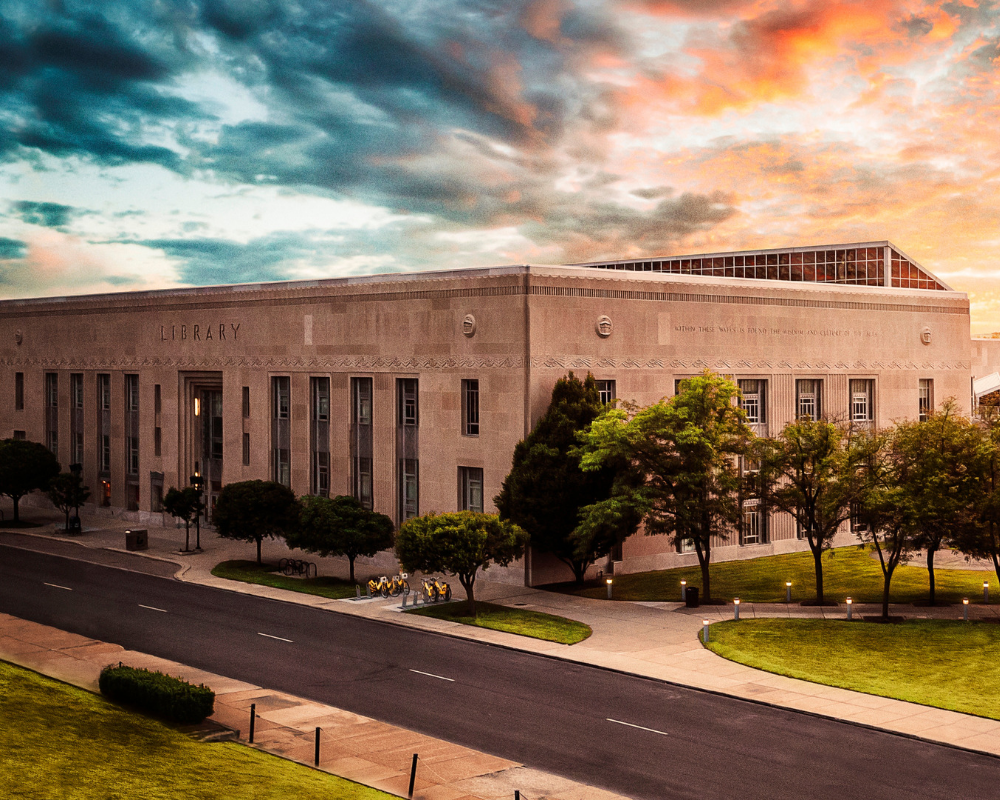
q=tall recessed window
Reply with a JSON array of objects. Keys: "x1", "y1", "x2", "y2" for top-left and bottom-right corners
[
  {"x1": 795, "y1": 379, "x2": 822, "y2": 421},
  {"x1": 14, "y1": 372, "x2": 23, "y2": 411},
  {"x1": 310, "y1": 377, "x2": 330, "y2": 496},
  {"x1": 459, "y1": 467, "x2": 484, "y2": 513},
  {"x1": 242, "y1": 386, "x2": 250, "y2": 418},
  {"x1": 70, "y1": 373, "x2": 84, "y2": 465},
  {"x1": 919, "y1": 379, "x2": 934, "y2": 422},
  {"x1": 397, "y1": 378, "x2": 419, "y2": 522},
  {"x1": 596, "y1": 380, "x2": 616, "y2": 405},
  {"x1": 351, "y1": 377, "x2": 374, "y2": 510},
  {"x1": 271, "y1": 377, "x2": 291, "y2": 487},
  {"x1": 850, "y1": 379, "x2": 875, "y2": 423},
  {"x1": 737, "y1": 379, "x2": 766, "y2": 426},
  {"x1": 462, "y1": 379, "x2": 479, "y2": 436},
  {"x1": 45, "y1": 373, "x2": 58, "y2": 456}
]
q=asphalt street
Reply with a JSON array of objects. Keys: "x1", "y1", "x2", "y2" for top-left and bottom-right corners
[{"x1": 2, "y1": 542, "x2": 998, "y2": 800}]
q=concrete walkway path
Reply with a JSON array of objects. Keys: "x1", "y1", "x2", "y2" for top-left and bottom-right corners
[{"x1": 5, "y1": 509, "x2": 1000, "y2": 765}]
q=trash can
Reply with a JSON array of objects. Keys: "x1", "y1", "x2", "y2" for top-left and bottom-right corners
[
  {"x1": 685, "y1": 586, "x2": 699, "y2": 608},
  {"x1": 68, "y1": 516, "x2": 82, "y2": 534},
  {"x1": 125, "y1": 529, "x2": 148, "y2": 551}
]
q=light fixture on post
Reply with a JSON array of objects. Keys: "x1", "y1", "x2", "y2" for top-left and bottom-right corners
[
  {"x1": 963, "y1": 597, "x2": 969, "y2": 622},
  {"x1": 984, "y1": 582, "x2": 990, "y2": 604},
  {"x1": 194, "y1": 396, "x2": 200, "y2": 417},
  {"x1": 680, "y1": 579, "x2": 687, "y2": 602},
  {"x1": 733, "y1": 598, "x2": 740, "y2": 621},
  {"x1": 190, "y1": 462, "x2": 205, "y2": 552},
  {"x1": 702, "y1": 619, "x2": 710, "y2": 643},
  {"x1": 606, "y1": 578, "x2": 613, "y2": 600},
  {"x1": 785, "y1": 581, "x2": 792, "y2": 603},
  {"x1": 846, "y1": 597, "x2": 853, "y2": 621}
]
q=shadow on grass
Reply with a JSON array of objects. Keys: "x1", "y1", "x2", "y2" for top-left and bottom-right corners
[{"x1": 408, "y1": 600, "x2": 593, "y2": 645}]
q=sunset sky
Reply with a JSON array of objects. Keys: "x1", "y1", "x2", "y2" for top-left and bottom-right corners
[{"x1": 2, "y1": 0, "x2": 1000, "y2": 330}]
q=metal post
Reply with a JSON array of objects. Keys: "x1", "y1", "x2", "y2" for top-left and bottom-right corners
[
  {"x1": 606, "y1": 579, "x2": 613, "y2": 600},
  {"x1": 963, "y1": 598, "x2": 969, "y2": 621},
  {"x1": 702, "y1": 619, "x2": 710, "y2": 643},
  {"x1": 366, "y1": 583, "x2": 371, "y2": 599},
  {"x1": 680, "y1": 580, "x2": 687, "y2": 602},
  {"x1": 733, "y1": 598, "x2": 740, "y2": 621},
  {"x1": 515, "y1": 792, "x2": 520, "y2": 800},
  {"x1": 846, "y1": 598, "x2": 853, "y2": 621},
  {"x1": 249, "y1": 703, "x2": 256, "y2": 743},
  {"x1": 785, "y1": 582, "x2": 792, "y2": 603},
  {"x1": 985, "y1": 582, "x2": 990, "y2": 604},
  {"x1": 408, "y1": 753, "x2": 418, "y2": 799},
  {"x1": 315, "y1": 727, "x2": 320, "y2": 766}
]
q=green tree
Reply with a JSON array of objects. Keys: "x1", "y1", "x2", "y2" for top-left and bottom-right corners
[
  {"x1": 578, "y1": 371, "x2": 753, "y2": 602},
  {"x1": 395, "y1": 511, "x2": 527, "y2": 615},
  {"x1": 951, "y1": 418, "x2": 1000, "y2": 590},
  {"x1": 213, "y1": 480, "x2": 299, "y2": 564},
  {"x1": 755, "y1": 418, "x2": 859, "y2": 605},
  {"x1": 851, "y1": 427, "x2": 916, "y2": 619},
  {"x1": 894, "y1": 401, "x2": 982, "y2": 605},
  {"x1": 47, "y1": 471, "x2": 91, "y2": 532},
  {"x1": 163, "y1": 487, "x2": 203, "y2": 552},
  {"x1": 495, "y1": 372, "x2": 640, "y2": 584},
  {"x1": 0, "y1": 439, "x2": 61, "y2": 522},
  {"x1": 287, "y1": 495, "x2": 395, "y2": 583}
]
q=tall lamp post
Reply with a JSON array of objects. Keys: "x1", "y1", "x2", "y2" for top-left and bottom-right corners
[{"x1": 190, "y1": 463, "x2": 205, "y2": 552}]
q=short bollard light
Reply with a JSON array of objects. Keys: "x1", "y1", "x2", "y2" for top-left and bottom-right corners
[
  {"x1": 963, "y1": 597, "x2": 970, "y2": 621},
  {"x1": 785, "y1": 581, "x2": 792, "y2": 603},
  {"x1": 606, "y1": 578, "x2": 613, "y2": 600},
  {"x1": 733, "y1": 598, "x2": 741, "y2": 621},
  {"x1": 681, "y1": 579, "x2": 687, "y2": 602},
  {"x1": 846, "y1": 597, "x2": 853, "y2": 621},
  {"x1": 702, "y1": 619, "x2": 710, "y2": 643},
  {"x1": 984, "y1": 582, "x2": 990, "y2": 604}
]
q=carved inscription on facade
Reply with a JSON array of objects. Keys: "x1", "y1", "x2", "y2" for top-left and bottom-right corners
[
  {"x1": 160, "y1": 323, "x2": 242, "y2": 342},
  {"x1": 674, "y1": 324, "x2": 879, "y2": 339}
]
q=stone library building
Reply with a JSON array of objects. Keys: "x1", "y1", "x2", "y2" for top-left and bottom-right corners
[{"x1": 2, "y1": 241, "x2": 999, "y2": 585}]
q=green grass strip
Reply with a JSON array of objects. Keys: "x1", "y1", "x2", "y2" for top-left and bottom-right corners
[
  {"x1": 0, "y1": 660, "x2": 394, "y2": 799},
  {"x1": 559, "y1": 545, "x2": 998, "y2": 604},
  {"x1": 211, "y1": 560, "x2": 357, "y2": 600},
  {"x1": 408, "y1": 600, "x2": 592, "y2": 645},
  {"x1": 705, "y1": 618, "x2": 1000, "y2": 720}
]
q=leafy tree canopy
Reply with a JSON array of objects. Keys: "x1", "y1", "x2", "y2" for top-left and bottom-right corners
[
  {"x1": 395, "y1": 511, "x2": 527, "y2": 615},
  {"x1": 0, "y1": 438, "x2": 61, "y2": 522},
  {"x1": 213, "y1": 480, "x2": 299, "y2": 564},
  {"x1": 288, "y1": 494, "x2": 394, "y2": 582},
  {"x1": 495, "y1": 372, "x2": 639, "y2": 583},
  {"x1": 47, "y1": 471, "x2": 91, "y2": 532}
]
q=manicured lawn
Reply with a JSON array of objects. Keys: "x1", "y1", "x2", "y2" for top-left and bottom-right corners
[
  {"x1": 408, "y1": 600, "x2": 593, "y2": 645},
  {"x1": 212, "y1": 560, "x2": 357, "y2": 600},
  {"x1": 557, "y1": 546, "x2": 997, "y2": 604},
  {"x1": 704, "y1": 618, "x2": 1000, "y2": 720},
  {"x1": 0, "y1": 660, "x2": 394, "y2": 799}
]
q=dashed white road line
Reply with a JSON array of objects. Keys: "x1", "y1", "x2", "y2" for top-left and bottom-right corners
[
  {"x1": 409, "y1": 668, "x2": 455, "y2": 682},
  {"x1": 138, "y1": 604, "x2": 167, "y2": 613},
  {"x1": 258, "y1": 632, "x2": 293, "y2": 643},
  {"x1": 43, "y1": 582, "x2": 72, "y2": 591},
  {"x1": 607, "y1": 718, "x2": 669, "y2": 736}
]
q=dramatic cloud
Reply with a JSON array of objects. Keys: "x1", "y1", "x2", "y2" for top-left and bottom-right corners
[{"x1": 0, "y1": 0, "x2": 998, "y2": 328}]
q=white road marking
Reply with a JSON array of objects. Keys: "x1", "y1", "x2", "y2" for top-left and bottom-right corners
[
  {"x1": 409, "y1": 669, "x2": 455, "y2": 682},
  {"x1": 258, "y1": 632, "x2": 293, "y2": 643},
  {"x1": 138, "y1": 604, "x2": 167, "y2": 613},
  {"x1": 607, "y1": 718, "x2": 669, "y2": 736},
  {"x1": 44, "y1": 582, "x2": 72, "y2": 591}
]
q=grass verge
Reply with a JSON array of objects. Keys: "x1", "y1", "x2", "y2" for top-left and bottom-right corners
[
  {"x1": 704, "y1": 618, "x2": 1000, "y2": 720},
  {"x1": 408, "y1": 600, "x2": 592, "y2": 645},
  {"x1": 211, "y1": 560, "x2": 357, "y2": 600},
  {"x1": 556, "y1": 545, "x2": 997, "y2": 604},
  {"x1": 0, "y1": 659, "x2": 394, "y2": 799}
]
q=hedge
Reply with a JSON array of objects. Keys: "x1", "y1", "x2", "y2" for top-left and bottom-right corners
[{"x1": 99, "y1": 664, "x2": 215, "y2": 724}]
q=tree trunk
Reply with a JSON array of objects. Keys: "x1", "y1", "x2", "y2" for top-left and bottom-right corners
[
  {"x1": 12, "y1": 496, "x2": 19, "y2": 522},
  {"x1": 572, "y1": 561, "x2": 588, "y2": 584},
  {"x1": 699, "y1": 543, "x2": 711, "y2": 603},
  {"x1": 926, "y1": 546, "x2": 937, "y2": 606},
  {"x1": 256, "y1": 536, "x2": 262, "y2": 565},
  {"x1": 811, "y1": 543, "x2": 824, "y2": 605},
  {"x1": 64, "y1": 509, "x2": 70, "y2": 532},
  {"x1": 460, "y1": 575, "x2": 477, "y2": 617},
  {"x1": 184, "y1": 521, "x2": 190, "y2": 552},
  {"x1": 348, "y1": 556, "x2": 356, "y2": 584},
  {"x1": 882, "y1": 568, "x2": 893, "y2": 619}
]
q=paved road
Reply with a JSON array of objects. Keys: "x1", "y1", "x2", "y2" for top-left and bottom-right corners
[{"x1": 2, "y1": 543, "x2": 998, "y2": 800}]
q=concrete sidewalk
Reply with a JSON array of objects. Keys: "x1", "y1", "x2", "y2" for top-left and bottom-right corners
[
  {"x1": 0, "y1": 612, "x2": 627, "y2": 800},
  {"x1": 6, "y1": 509, "x2": 1000, "y2": 761}
]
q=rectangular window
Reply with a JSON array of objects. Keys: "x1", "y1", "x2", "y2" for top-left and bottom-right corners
[
  {"x1": 357, "y1": 457, "x2": 373, "y2": 510},
  {"x1": 796, "y1": 379, "x2": 821, "y2": 421},
  {"x1": 398, "y1": 378, "x2": 418, "y2": 426},
  {"x1": 242, "y1": 432, "x2": 250, "y2": 466},
  {"x1": 101, "y1": 435, "x2": 111, "y2": 472},
  {"x1": 399, "y1": 458, "x2": 419, "y2": 521},
  {"x1": 154, "y1": 384, "x2": 161, "y2": 415},
  {"x1": 47, "y1": 430, "x2": 58, "y2": 455},
  {"x1": 313, "y1": 451, "x2": 330, "y2": 497},
  {"x1": 73, "y1": 432, "x2": 84, "y2": 465},
  {"x1": 99, "y1": 374, "x2": 110, "y2": 410},
  {"x1": 273, "y1": 376, "x2": 290, "y2": 419},
  {"x1": 850, "y1": 379, "x2": 874, "y2": 422},
  {"x1": 154, "y1": 427, "x2": 162, "y2": 458},
  {"x1": 13, "y1": 430, "x2": 26, "y2": 441},
  {"x1": 312, "y1": 377, "x2": 330, "y2": 423},
  {"x1": 14, "y1": 372, "x2": 23, "y2": 411},
  {"x1": 125, "y1": 374, "x2": 139, "y2": 412},
  {"x1": 462, "y1": 379, "x2": 479, "y2": 436},
  {"x1": 459, "y1": 467, "x2": 484, "y2": 513},
  {"x1": 355, "y1": 379, "x2": 373, "y2": 426},
  {"x1": 596, "y1": 380, "x2": 616, "y2": 405},
  {"x1": 242, "y1": 386, "x2": 250, "y2": 418},
  {"x1": 741, "y1": 500, "x2": 763, "y2": 545},
  {"x1": 274, "y1": 447, "x2": 290, "y2": 487},
  {"x1": 351, "y1": 377, "x2": 374, "y2": 510},
  {"x1": 919, "y1": 379, "x2": 933, "y2": 422},
  {"x1": 738, "y1": 379, "x2": 766, "y2": 425},
  {"x1": 127, "y1": 436, "x2": 139, "y2": 475},
  {"x1": 850, "y1": 501, "x2": 869, "y2": 534},
  {"x1": 46, "y1": 373, "x2": 58, "y2": 408},
  {"x1": 71, "y1": 373, "x2": 83, "y2": 409}
]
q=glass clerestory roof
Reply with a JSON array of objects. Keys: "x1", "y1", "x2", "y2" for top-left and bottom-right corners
[{"x1": 571, "y1": 242, "x2": 949, "y2": 291}]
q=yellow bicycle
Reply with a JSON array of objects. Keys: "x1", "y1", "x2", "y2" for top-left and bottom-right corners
[
  {"x1": 368, "y1": 576, "x2": 390, "y2": 597},
  {"x1": 422, "y1": 576, "x2": 452, "y2": 602},
  {"x1": 389, "y1": 573, "x2": 410, "y2": 596}
]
